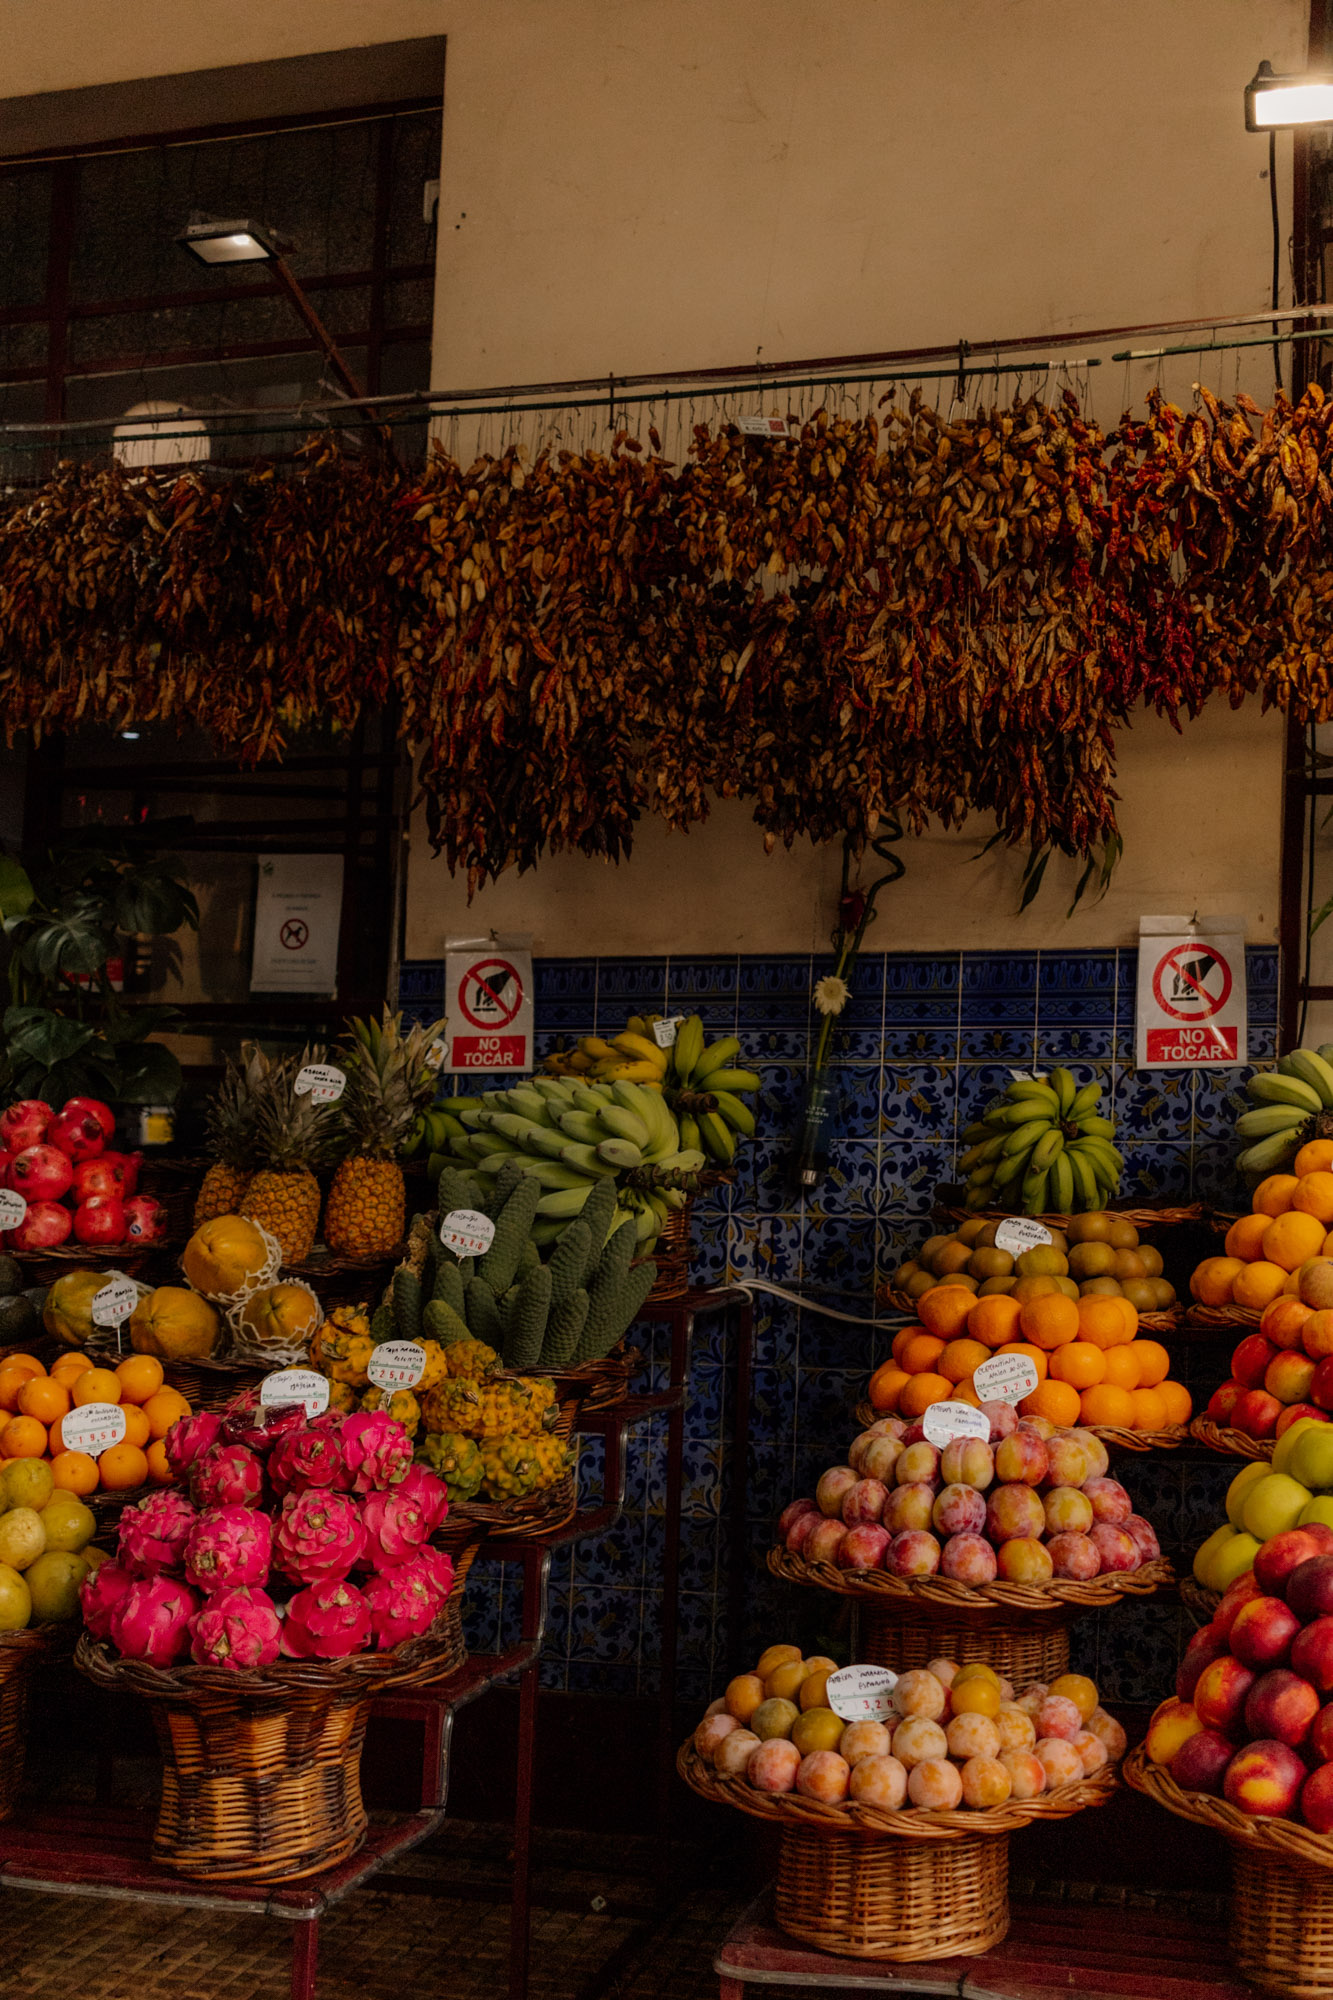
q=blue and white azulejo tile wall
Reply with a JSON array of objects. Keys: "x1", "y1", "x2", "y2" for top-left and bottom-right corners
[{"x1": 399, "y1": 946, "x2": 1277, "y2": 1705}]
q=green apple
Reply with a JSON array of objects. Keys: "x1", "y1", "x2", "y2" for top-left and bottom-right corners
[
  {"x1": 1226, "y1": 1461, "x2": 1271, "y2": 1531},
  {"x1": 1275, "y1": 1418, "x2": 1325, "y2": 1479},
  {"x1": 1193, "y1": 1523, "x2": 1237, "y2": 1586},
  {"x1": 1210, "y1": 1531, "x2": 1261, "y2": 1592},
  {"x1": 1290, "y1": 1426, "x2": 1333, "y2": 1493},
  {"x1": 1301, "y1": 1495, "x2": 1333, "y2": 1533},
  {"x1": 1242, "y1": 1472, "x2": 1313, "y2": 1544}
]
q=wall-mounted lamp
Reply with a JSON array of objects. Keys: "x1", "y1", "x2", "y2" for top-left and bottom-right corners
[
  {"x1": 1245, "y1": 60, "x2": 1333, "y2": 130},
  {"x1": 175, "y1": 211, "x2": 366, "y2": 401}
]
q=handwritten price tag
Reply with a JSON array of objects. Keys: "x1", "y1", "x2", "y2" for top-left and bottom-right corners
[
  {"x1": 62, "y1": 1402, "x2": 127, "y2": 1458},
  {"x1": 92, "y1": 1276, "x2": 139, "y2": 1327},
  {"x1": 994, "y1": 1217, "x2": 1053, "y2": 1254},
  {"x1": 367, "y1": 1341, "x2": 426, "y2": 1392},
  {"x1": 260, "y1": 1368, "x2": 330, "y2": 1419},
  {"x1": 0, "y1": 1190, "x2": 27, "y2": 1230},
  {"x1": 922, "y1": 1400, "x2": 992, "y2": 1447},
  {"x1": 972, "y1": 1353, "x2": 1040, "y2": 1405},
  {"x1": 737, "y1": 415, "x2": 794, "y2": 439},
  {"x1": 440, "y1": 1208, "x2": 495, "y2": 1258},
  {"x1": 652, "y1": 1016, "x2": 686, "y2": 1049},
  {"x1": 826, "y1": 1664, "x2": 898, "y2": 1722},
  {"x1": 294, "y1": 1063, "x2": 346, "y2": 1105}
]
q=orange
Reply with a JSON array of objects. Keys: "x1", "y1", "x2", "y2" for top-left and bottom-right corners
[
  {"x1": 1233, "y1": 1261, "x2": 1290, "y2": 1310},
  {"x1": 0, "y1": 1414, "x2": 48, "y2": 1459},
  {"x1": 1020, "y1": 1379, "x2": 1081, "y2": 1427},
  {"x1": 1130, "y1": 1387, "x2": 1169, "y2": 1431},
  {"x1": 1115, "y1": 1295, "x2": 1139, "y2": 1340},
  {"x1": 1049, "y1": 1342, "x2": 1107, "y2": 1390},
  {"x1": 1295, "y1": 1173, "x2": 1333, "y2": 1226},
  {"x1": 891, "y1": 1326, "x2": 924, "y2": 1364},
  {"x1": 899, "y1": 1333, "x2": 947, "y2": 1377},
  {"x1": 951, "y1": 1379, "x2": 982, "y2": 1408},
  {"x1": 49, "y1": 1449, "x2": 98, "y2": 1496},
  {"x1": 145, "y1": 1439, "x2": 174, "y2": 1486},
  {"x1": 0, "y1": 1368, "x2": 34, "y2": 1414},
  {"x1": 119, "y1": 1403, "x2": 152, "y2": 1450},
  {"x1": 917, "y1": 1288, "x2": 977, "y2": 1340},
  {"x1": 0, "y1": 1355, "x2": 44, "y2": 1380},
  {"x1": 1101, "y1": 1345, "x2": 1141, "y2": 1390},
  {"x1": 71, "y1": 1368, "x2": 122, "y2": 1408},
  {"x1": 1263, "y1": 1212, "x2": 1328, "y2": 1273},
  {"x1": 115, "y1": 1355, "x2": 165, "y2": 1405},
  {"x1": 17, "y1": 1376, "x2": 69, "y2": 1425},
  {"x1": 1156, "y1": 1379, "x2": 1192, "y2": 1425},
  {"x1": 967, "y1": 1295, "x2": 1023, "y2": 1348},
  {"x1": 898, "y1": 1372, "x2": 953, "y2": 1418},
  {"x1": 996, "y1": 1341, "x2": 1048, "y2": 1382},
  {"x1": 1078, "y1": 1295, "x2": 1134, "y2": 1350},
  {"x1": 50, "y1": 1355, "x2": 93, "y2": 1386},
  {"x1": 868, "y1": 1363, "x2": 910, "y2": 1413},
  {"x1": 140, "y1": 1389, "x2": 191, "y2": 1440},
  {"x1": 1079, "y1": 1384, "x2": 1135, "y2": 1428},
  {"x1": 1297, "y1": 1141, "x2": 1333, "y2": 1178},
  {"x1": 48, "y1": 1416, "x2": 73, "y2": 1454},
  {"x1": 1255, "y1": 1173, "x2": 1302, "y2": 1216},
  {"x1": 1129, "y1": 1339, "x2": 1170, "y2": 1388},
  {"x1": 1019, "y1": 1293, "x2": 1080, "y2": 1351},
  {"x1": 938, "y1": 1337, "x2": 989, "y2": 1384},
  {"x1": 96, "y1": 1441, "x2": 149, "y2": 1491},
  {"x1": 1191, "y1": 1256, "x2": 1246, "y2": 1305},
  {"x1": 1227, "y1": 1213, "x2": 1274, "y2": 1262}
]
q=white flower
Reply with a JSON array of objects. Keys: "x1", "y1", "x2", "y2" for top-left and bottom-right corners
[{"x1": 813, "y1": 975, "x2": 850, "y2": 1017}]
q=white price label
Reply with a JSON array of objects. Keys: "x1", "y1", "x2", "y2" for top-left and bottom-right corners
[
  {"x1": 972, "y1": 1353, "x2": 1041, "y2": 1405},
  {"x1": 826, "y1": 1664, "x2": 899, "y2": 1722},
  {"x1": 294, "y1": 1063, "x2": 346, "y2": 1105},
  {"x1": 652, "y1": 1016, "x2": 686, "y2": 1049},
  {"x1": 737, "y1": 414, "x2": 794, "y2": 439},
  {"x1": 922, "y1": 1400, "x2": 992, "y2": 1447},
  {"x1": 91, "y1": 1276, "x2": 139, "y2": 1327},
  {"x1": 367, "y1": 1341, "x2": 426, "y2": 1392},
  {"x1": 0, "y1": 1190, "x2": 27, "y2": 1230},
  {"x1": 440, "y1": 1207, "x2": 495, "y2": 1258},
  {"x1": 260, "y1": 1368, "x2": 330, "y2": 1419},
  {"x1": 994, "y1": 1217, "x2": 1054, "y2": 1254},
  {"x1": 62, "y1": 1402, "x2": 127, "y2": 1458},
  {"x1": 424, "y1": 1040, "x2": 448, "y2": 1073}
]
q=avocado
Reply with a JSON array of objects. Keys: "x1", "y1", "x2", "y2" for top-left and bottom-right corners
[
  {"x1": 0, "y1": 1293, "x2": 39, "y2": 1344},
  {"x1": 0, "y1": 1255, "x2": 22, "y2": 1299}
]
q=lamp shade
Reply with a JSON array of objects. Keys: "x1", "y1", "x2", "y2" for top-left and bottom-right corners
[
  {"x1": 176, "y1": 216, "x2": 281, "y2": 265},
  {"x1": 1245, "y1": 59, "x2": 1333, "y2": 130}
]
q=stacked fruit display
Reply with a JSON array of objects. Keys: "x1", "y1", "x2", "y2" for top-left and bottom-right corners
[
  {"x1": 1193, "y1": 1433, "x2": 1333, "y2": 1594},
  {"x1": 779, "y1": 1410, "x2": 1161, "y2": 1584},
  {"x1": 693, "y1": 1647, "x2": 1126, "y2": 1809},
  {"x1": 0, "y1": 1349, "x2": 190, "y2": 1493},
  {"x1": 1233, "y1": 1053, "x2": 1333, "y2": 1180},
  {"x1": 1201, "y1": 1298, "x2": 1333, "y2": 1443},
  {"x1": 1148, "y1": 1530, "x2": 1333, "y2": 1828},
  {"x1": 866, "y1": 1285, "x2": 1191, "y2": 1435},
  {"x1": 542, "y1": 1012, "x2": 761, "y2": 1169},
  {"x1": 1191, "y1": 1156, "x2": 1333, "y2": 1317},
  {"x1": 80, "y1": 1393, "x2": 456, "y2": 1669},
  {"x1": 957, "y1": 1071, "x2": 1122, "y2": 1215},
  {"x1": 0, "y1": 1454, "x2": 106, "y2": 1630},
  {"x1": 0, "y1": 1096, "x2": 166, "y2": 1252},
  {"x1": 893, "y1": 1212, "x2": 1175, "y2": 1314}
]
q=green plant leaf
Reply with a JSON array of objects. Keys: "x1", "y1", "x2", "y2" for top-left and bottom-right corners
[
  {"x1": 3, "y1": 1006, "x2": 98, "y2": 1065},
  {"x1": 114, "y1": 1039, "x2": 182, "y2": 1104},
  {"x1": 0, "y1": 854, "x2": 35, "y2": 920},
  {"x1": 113, "y1": 860, "x2": 198, "y2": 938}
]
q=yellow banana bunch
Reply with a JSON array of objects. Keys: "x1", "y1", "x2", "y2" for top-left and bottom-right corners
[{"x1": 544, "y1": 1011, "x2": 762, "y2": 1167}]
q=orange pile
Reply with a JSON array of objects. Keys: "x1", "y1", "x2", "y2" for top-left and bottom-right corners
[
  {"x1": 0, "y1": 1350, "x2": 190, "y2": 1493},
  {"x1": 867, "y1": 1279, "x2": 1192, "y2": 1432},
  {"x1": 1192, "y1": 1142, "x2": 1333, "y2": 1311}
]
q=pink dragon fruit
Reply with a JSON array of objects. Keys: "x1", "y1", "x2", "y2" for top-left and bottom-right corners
[
  {"x1": 273, "y1": 1489, "x2": 367, "y2": 1585},
  {"x1": 188, "y1": 1586, "x2": 282, "y2": 1670},
  {"x1": 116, "y1": 1490, "x2": 198, "y2": 1578},
  {"x1": 341, "y1": 1411, "x2": 413, "y2": 1493},
  {"x1": 360, "y1": 1481, "x2": 440, "y2": 1569},
  {"x1": 363, "y1": 1561, "x2": 445, "y2": 1650},
  {"x1": 412, "y1": 1545, "x2": 455, "y2": 1607},
  {"x1": 109, "y1": 1576, "x2": 199, "y2": 1665},
  {"x1": 164, "y1": 1409, "x2": 223, "y2": 1479},
  {"x1": 221, "y1": 1389, "x2": 306, "y2": 1454},
  {"x1": 268, "y1": 1423, "x2": 351, "y2": 1498},
  {"x1": 394, "y1": 1464, "x2": 449, "y2": 1534},
  {"x1": 191, "y1": 1443, "x2": 266, "y2": 1511},
  {"x1": 183, "y1": 1506, "x2": 273, "y2": 1594},
  {"x1": 280, "y1": 1578, "x2": 372, "y2": 1659},
  {"x1": 80, "y1": 1560, "x2": 135, "y2": 1639}
]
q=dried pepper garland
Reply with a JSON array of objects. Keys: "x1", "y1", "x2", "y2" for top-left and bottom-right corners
[{"x1": 4, "y1": 386, "x2": 1333, "y2": 885}]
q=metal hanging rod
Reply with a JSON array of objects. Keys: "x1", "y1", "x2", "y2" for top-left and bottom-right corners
[{"x1": 1111, "y1": 325, "x2": 1333, "y2": 363}]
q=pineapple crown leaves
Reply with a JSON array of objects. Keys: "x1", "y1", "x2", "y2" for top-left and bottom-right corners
[
  {"x1": 334, "y1": 1007, "x2": 448, "y2": 1160},
  {"x1": 249, "y1": 1043, "x2": 342, "y2": 1172},
  {"x1": 203, "y1": 1040, "x2": 270, "y2": 1167}
]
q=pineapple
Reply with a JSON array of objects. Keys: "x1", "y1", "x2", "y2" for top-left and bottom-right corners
[
  {"x1": 193, "y1": 1043, "x2": 267, "y2": 1226},
  {"x1": 239, "y1": 1045, "x2": 339, "y2": 1263},
  {"x1": 323, "y1": 1009, "x2": 446, "y2": 1258}
]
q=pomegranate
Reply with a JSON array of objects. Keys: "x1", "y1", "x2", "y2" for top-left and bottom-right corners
[
  {"x1": 73, "y1": 1154, "x2": 129, "y2": 1199},
  {"x1": 61, "y1": 1097, "x2": 115, "y2": 1139},
  {"x1": 119, "y1": 1150, "x2": 143, "y2": 1196},
  {"x1": 73, "y1": 1195, "x2": 128, "y2": 1244},
  {"x1": 9, "y1": 1143, "x2": 74, "y2": 1202},
  {"x1": 123, "y1": 1194, "x2": 168, "y2": 1243},
  {"x1": 48, "y1": 1109, "x2": 105, "y2": 1162},
  {"x1": 10, "y1": 1200, "x2": 72, "y2": 1249},
  {"x1": 0, "y1": 1100, "x2": 52, "y2": 1151}
]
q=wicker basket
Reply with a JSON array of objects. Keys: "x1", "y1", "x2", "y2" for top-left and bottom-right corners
[
  {"x1": 516, "y1": 1345, "x2": 643, "y2": 1415},
  {"x1": 934, "y1": 1195, "x2": 1205, "y2": 1232},
  {"x1": 456, "y1": 1470, "x2": 578, "y2": 1539},
  {"x1": 279, "y1": 1246, "x2": 403, "y2": 1314},
  {"x1": 1189, "y1": 1415, "x2": 1273, "y2": 1460},
  {"x1": 850, "y1": 1399, "x2": 1187, "y2": 1453},
  {"x1": 855, "y1": 1605, "x2": 1074, "y2": 1682},
  {"x1": 161, "y1": 1354, "x2": 271, "y2": 1414},
  {"x1": 0, "y1": 1627, "x2": 54, "y2": 1821},
  {"x1": 768, "y1": 1544, "x2": 1173, "y2": 1618},
  {"x1": 1186, "y1": 1303, "x2": 1265, "y2": 1330},
  {"x1": 1179, "y1": 1576, "x2": 1222, "y2": 1625},
  {"x1": 13, "y1": 1242, "x2": 157, "y2": 1286},
  {"x1": 878, "y1": 1285, "x2": 1182, "y2": 1336},
  {"x1": 137, "y1": 1157, "x2": 208, "y2": 1241},
  {"x1": 641, "y1": 1202, "x2": 692, "y2": 1304}
]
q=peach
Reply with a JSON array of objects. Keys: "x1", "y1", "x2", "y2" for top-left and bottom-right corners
[
  {"x1": 886, "y1": 1529, "x2": 942, "y2": 1578},
  {"x1": 797, "y1": 1750, "x2": 851, "y2": 1802},
  {"x1": 1291, "y1": 1615, "x2": 1333, "y2": 1692},
  {"x1": 791, "y1": 1707, "x2": 846, "y2": 1756},
  {"x1": 1123, "y1": 1515, "x2": 1161, "y2": 1562},
  {"x1": 995, "y1": 1431, "x2": 1048, "y2": 1485},
  {"x1": 940, "y1": 1532, "x2": 998, "y2": 1584},
  {"x1": 907, "y1": 1757, "x2": 964, "y2": 1809},
  {"x1": 946, "y1": 1712, "x2": 1000, "y2": 1761},
  {"x1": 695, "y1": 1713, "x2": 741, "y2": 1757},
  {"x1": 1067, "y1": 1428, "x2": 1110, "y2": 1478},
  {"x1": 747, "y1": 1738, "x2": 802, "y2": 1793},
  {"x1": 894, "y1": 1670, "x2": 947, "y2": 1720},
  {"x1": 1311, "y1": 1702, "x2": 1333, "y2": 1762},
  {"x1": 960, "y1": 1755, "x2": 1013, "y2": 1808},
  {"x1": 848, "y1": 1753, "x2": 908, "y2": 1809},
  {"x1": 839, "y1": 1721, "x2": 892, "y2": 1766},
  {"x1": 940, "y1": 1437, "x2": 994, "y2": 1490},
  {"x1": 1021, "y1": 1416, "x2": 1056, "y2": 1440},
  {"x1": 704, "y1": 1698, "x2": 727, "y2": 1716},
  {"x1": 804, "y1": 1519, "x2": 848, "y2": 1565},
  {"x1": 891, "y1": 1716, "x2": 948, "y2": 1767},
  {"x1": 1245, "y1": 1668, "x2": 1320, "y2": 1747},
  {"x1": 861, "y1": 1436, "x2": 905, "y2": 1485},
  {"x1": 1035, "y1": 1695, "x2": 1084, "y2": 1742},
  {"x1": 933, "y1": 1483, "x2": 987, "y2": 1537},
  {"x1": 996, "y1": 1537, "x2": 1054, "y2": 1583},
  {"x1": 1083, "y1": 1477, "x2": 1132, "y2": 1525},
  {"x1": 1044, "y1": 1486, "x2": 1094, "y2": 1535},
  {"x1": 1267, "y1": 1351, "x2": 1319, "y2": 1406},
  {"x1": 1230, "y1": 1596, "x2": 1300, "y2": 1670},
  {"x1": 1145, "y1": 1697, "x2": 1203, "y2": 1766},
  {"x1": 1255, "y1": 1528, "x2": 1333, "y2": 1596},
  {"x1": 1086, "y1": 1708, "x2": 1128, "y2": 1759},
  {"x1": 837, "y1": 1524, "x2": 892, "y2": 1570},
  {"x1": 896, "y1": 1442, "x2": 941, "y2": 1487},
  {"x1": 776, "y1": 1503, "x2": 818, "y2": 1541},
  {"x1": 1047, "y1": 1531, "x2": 1101, "y2": 1580},
  {"x1": 1048, "y1": 1674, "x2": 1099, "y2": 1722},
  {"x1": 842, "y1": 1478, "x2": 889, "y2": 1526},
  {"x1": 994, "y1": 1703, "x2": 1037, "y2": 1752},
  {"x1": 715, "y1": 1729, "x2": 762, "y2": 1775},
  {"x1": 1170, "y1": 1728, "x2": 1234, "y2": 1793},
  {"x1": 1224, "y1": 1739, "x2": 1306, "y2": 1817},
  {"x1": 1302, "y1": 1763, "x2": 1333, "y2": 1832},
  {"x1": 1035, "y1": 1737, "x2": 1084, "y2": 1789},
  {"x1": 986, "y1": 1483, "x2": 1046, "y2": 1542},
  {"x1": 725, "y1": 1673, "x2": 766, "y2": 1721},
  {"x1": 1088, "y1": 1524, "x2": 1141, "y2": 1573},
  {"x1": 1042, "y1": 1437, "x2": 1091, "y2": 1489},
  {"x1": 1073, "y1": 1731, "x2": 1109, "y2": 1775},
  {"x1": 816, "y1": 1467, "x2": 858, "y2": 1516},
  {"x1": 1194, "y1": 1658, "x2": 1257, "y2": 1734},
  {"x1": 847, "y1": 1432, "x2": 879, "y2": 1473},
  {"x1": 786, "y1": 1510, "x2": 823, "y2": 1556},
  {"x1": 751, "y1": 1697, "x2": 800, "y2": 1740},
  {"x1": 1176, "y1": 1627, "x2": 1229, "y2": 1702},
  {"x1": 1216, "y1": 1570, "x2": 1266, "y2": 1634},
  {"x1": 981, "y1": 1400, "x2": 1018, "y2": 1441},
  {"x1": 885, "y1": 1484, "x2": 936, "y2": 1534},
  {"x1": 925, "y1": 1657, "x2": 959, "y2": 1686},
  {"x1": 999, "y1": 1748, "x2": 1047, "y2": 1799}
]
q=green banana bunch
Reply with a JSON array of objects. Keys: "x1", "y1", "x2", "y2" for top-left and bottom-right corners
[
  {"x1": 1235, "y1": 1044, "x2": 1333, "y2": 1179},
  {"x1": 660, "y1": 1013, "x2": 760, "y2": 1165},
  {"x1": 962, "y1": 1069, "x2": 1121, "y2": 1215}
]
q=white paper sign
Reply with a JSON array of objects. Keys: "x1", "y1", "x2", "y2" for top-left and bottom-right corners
[
  {"x1": 1136, "y1": 916, "x2": 1248, "y2": 1068},
  {"x1": 250, "y1": 854, "x2": 344, "y2": 997},
  {"x1": 91, "y1": 1276, "x2": 139, "y2": 1327},
  {"x1": 442, "y1": 944, "x2": 534, "y2": 1074},
  {"x1": 922, "y1": 1400, "x2": 992, "y2": 1446},
  {"x1": 367, "y1": 1341, "x2": 427, "y2": 1392},
  {"x1": 737, "y1": 415, "x2": 795, "y2": 439},
  {"x1": 260, "y1": 1368, "x2": 330, "y2": 1419},
  {"x1": 62, "y1": 1402, "x2": 127, "y2": 1458},
  {"x1": 826, "y1": 1664, "x2": 899, "y2": 1722},
  {"x1": 994, "y1": 1218, "x2": 1053, "y2": 1254},
  {"x1": 652, "y1": 1016, "x2": 686, "y2": 1048},
  {"x1": 0, "y1": 1190, "x2": 27, "y2": 1230},
  {"x1": 973, "y1": 1353, "x2": 1041, "y2": 1405},
  {"x1": 424, "y1": 1039, "x2": 448, "y2": 1073},
  {"x1": 439, "y1": 1208, "x2": 495, "y2": 1258},
  {"x1": 294, "y1": 1062, "x2": 346, "y2": 1105}
]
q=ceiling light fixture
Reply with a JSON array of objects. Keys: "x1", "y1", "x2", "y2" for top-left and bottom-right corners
[
  {"x1": 1245, "y1": 60, "x2": 1333, "y2": 129},
  {"x1": 176, "y1": 215, "x2": 282, "y2": 265}
]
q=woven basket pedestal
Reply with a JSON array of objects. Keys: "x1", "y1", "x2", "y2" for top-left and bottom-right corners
[
  {"x1": 856, "y1": 1602, "x2": 1072, "y2": 1682},
  {"x1": 774, "y1": 1822, "x2": 1009, "y2": 1960},
  {"x1": 1231, "y1": 1846, "x2": 1333, "y2": 2000},
  {"x1": 0, "y1": 1630, "x2": 49, "y2": 1821}
]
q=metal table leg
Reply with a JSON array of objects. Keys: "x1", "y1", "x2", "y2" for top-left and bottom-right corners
[
  {"x1": 726, "y1": 1296, "x2": 755, "y2": 1678},
  {"x1": 291, "y1": 1918, "x2": 319, "y2": 2000},
  {"x1": 657, "y1": 1305, "x2": 691, "y2": 1829},
  {"x1": 509, "y1": 1546, "x2": 551, "y2": 2000}
]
